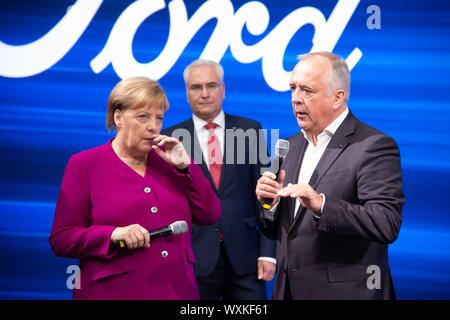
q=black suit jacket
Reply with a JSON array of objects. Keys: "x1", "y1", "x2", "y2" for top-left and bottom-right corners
[
  {"x1": 259, "y1": 111, "x2": 405, "y2": 299},
  {"x1": 163, "y1": 113, "x2": 276, "y2": 277}
]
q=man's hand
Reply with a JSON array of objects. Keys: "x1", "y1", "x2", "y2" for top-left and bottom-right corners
[
  {"x1": 278, "y1": 183, "x2": 324, "y2": 213},
  {"x1": 255, "y1": 170, "x2": 286, "y2": 207},
  {"x1": 257, "y1": 260, "x2": 276, "y2": 281}
]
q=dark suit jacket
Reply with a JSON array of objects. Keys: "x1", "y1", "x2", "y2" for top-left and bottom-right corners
[
  {"x1": 163, "y1": 113, "x2": 276, "y2": 277},
  {"x1": 259, "y1": 111, "x2": 404, "y2": 299}
]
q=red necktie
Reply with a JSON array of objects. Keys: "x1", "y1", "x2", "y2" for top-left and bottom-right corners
[
  {"x1": 205, "y1": 122, "x2": 222, "y2": 190},
  {"x1": 205, "y1": 122, "x2": 223, "y2": 241}
]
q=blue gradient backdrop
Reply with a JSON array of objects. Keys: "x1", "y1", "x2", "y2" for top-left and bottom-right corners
[{"x1": 0, "y1": 0, "x2": 449, "y2": 299}]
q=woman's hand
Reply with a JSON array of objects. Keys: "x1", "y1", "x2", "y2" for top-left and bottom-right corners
[
  {"x1": 152, "y1": 134, "x2": 191, "y2": 170},
  {"x1": 110, "y1": 224, "x2": 150, "y2": 250}
]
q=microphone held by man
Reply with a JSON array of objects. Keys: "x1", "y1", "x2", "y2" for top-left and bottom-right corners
[{"x1": 262, "y1": 139, "x2": 290, "y2": 210}]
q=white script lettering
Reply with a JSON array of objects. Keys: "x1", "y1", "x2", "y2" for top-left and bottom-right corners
[{"x1": 0, "y1": 0, "x2": 362, "y2": 91}]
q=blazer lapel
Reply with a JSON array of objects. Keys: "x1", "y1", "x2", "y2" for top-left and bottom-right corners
[{"x1": 288, "y1": 112, "x2": 356, "y2": 232}]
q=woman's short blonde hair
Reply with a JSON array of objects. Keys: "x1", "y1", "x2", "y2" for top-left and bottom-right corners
[{"x1": 106, "y1": 77, "x2": 169, "y2": 131}]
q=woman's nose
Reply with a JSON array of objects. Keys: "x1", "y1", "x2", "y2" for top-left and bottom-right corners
[{"x1": 146, "y1": 120, "x2": 157, "y2": 131}]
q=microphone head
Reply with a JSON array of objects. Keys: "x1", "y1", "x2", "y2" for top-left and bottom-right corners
[
  {"x1": 275, "y1": 139, "x2": 290, "y2": 159},
  {"x1": 170, "y1": 221, "x2": 188, "y2": 235}
]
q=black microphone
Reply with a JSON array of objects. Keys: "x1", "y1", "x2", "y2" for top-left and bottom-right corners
[
  {"x1": 263, "y1": 139, "x2": 290, "y2": 210},
  {"x1": 119, "y1": 220, "x2": 188, "y2": 248}
]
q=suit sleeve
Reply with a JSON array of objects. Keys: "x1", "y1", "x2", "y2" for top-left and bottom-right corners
[
  {"x1": 176, "y1": 160, "x2": 221, "y2": 226},
  {"x1": 318, "y1": 134, "x2": 404, "y2": 244},
  {"x1": 257, "y1": 205, "x2": 280, "y2": 241},
  {"x1": 49, "y1": 155, "x2": 118, "y2": 260}
]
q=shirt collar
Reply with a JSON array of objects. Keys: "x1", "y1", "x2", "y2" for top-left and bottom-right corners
[
  {"x1": 301, "y1": 107, "x2": 349, "y2": 141},
  {"x1": 192, "y1": 110, "x2": 225, "y2": 132}
]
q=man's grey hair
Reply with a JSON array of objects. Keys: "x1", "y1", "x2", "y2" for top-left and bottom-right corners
[
  {"x1": 297, "y1": 52, "x2": 351, "y2": 104},
  {"x1": 183, "y1": 59, "x2": 224, "y2": 85}
]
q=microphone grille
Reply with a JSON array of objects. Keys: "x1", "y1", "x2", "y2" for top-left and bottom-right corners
[
  {"x1": 170, "y1": 221, "x2": 188, "y2": 235},
  {"x1": 275, "y1": 139, "x2": 290, "y2": 158}
]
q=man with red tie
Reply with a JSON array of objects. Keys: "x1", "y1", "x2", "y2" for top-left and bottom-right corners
[{"x1": 162, "y1": 60, "x2": 276, "y2": 300}]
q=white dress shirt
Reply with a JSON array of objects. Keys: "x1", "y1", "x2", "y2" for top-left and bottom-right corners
[
  {"x1": 192, "y1": 111, "x2": 276, "y2": 266},
  {"x1": 294, "y1": 107, "x2": 349, "y2": 218}
]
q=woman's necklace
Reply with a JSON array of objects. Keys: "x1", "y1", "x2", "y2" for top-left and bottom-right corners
[
  {"x1": 120, "y1": 157, "x2": 147, "y2": 166},
  {"x1": 112, "y1": 139, "x2": 147, "y2": 166}
]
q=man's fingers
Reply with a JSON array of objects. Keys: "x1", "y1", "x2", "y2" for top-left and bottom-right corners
[
  {"x1": 257, "y1": 190, "x2": 277, "y2": 199},
  {"x1": 258, "y1": 181, "x2": 279, "y2": 194},
  {"x1": 259, "y1": 176, "x2": 279, "y2": 188},
  {"x1": 278, "y1": 186, "x2": 292, "y2": 197},
  {"x1": 262, "y1": 171, "x2": 277, "y2": 180},
  {"x1": 257, "y1": 261, "x2": 276, "y2": 281},
  {"x1": 256, "y1": 182, "x2": 280, "y2": 201},
  {"x1": 278, "y1": 183, "x2": 302, "y2": 197}
]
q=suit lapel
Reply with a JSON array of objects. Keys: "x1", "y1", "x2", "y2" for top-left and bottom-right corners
[
  {"x1": 309, "y1": 112, "x2": 356, "y2": 190},
  {"x1": 219, "y1": 114, "x2": 235, "y2": 193},
  {"x1": 288, "y1": 112, "x2": 356, "y2": 232}
]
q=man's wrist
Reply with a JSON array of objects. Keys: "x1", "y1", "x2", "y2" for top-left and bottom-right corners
[
  {"x1": 312, "y1": 193, "x2": 325, "y2": 220},
  {"x1": 258, "y1": 257, "x2": 277, "y2": 264}
]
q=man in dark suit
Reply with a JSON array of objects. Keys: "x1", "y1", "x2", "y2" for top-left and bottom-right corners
[
  {"x1": 256, "y1": 52, "x2": 404, "y2": 299},
  {"x1": 162, "y1": 59, "x2": 276, "y2": 300}
]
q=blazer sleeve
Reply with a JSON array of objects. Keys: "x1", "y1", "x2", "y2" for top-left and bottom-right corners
[
  {"x1": 49, "y1": 155, "x2": 118, "y2": 260},
  {"x1": 176, "y1": 159, "x2": 221, "y2": 226},
  {"x1": 317, "y1": 134, "x2": 405, "y2": 244}
]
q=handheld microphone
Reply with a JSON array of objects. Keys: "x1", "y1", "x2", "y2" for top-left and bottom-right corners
[
  {"x1": 263, "y1": 139, "x2": 290, "y2": 210},
  {"x1": 119, "y1": 220, "x2": 188, "y2": 248}
]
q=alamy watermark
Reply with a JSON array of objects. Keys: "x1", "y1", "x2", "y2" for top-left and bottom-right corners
[
  {"x1": 66, "y1": 263, "x2": 382, "y2": 291},
  {"x1": 366, "y1": 265, "x2": 381, "y2": 290},
  {"x1": 366, "y1": 5, "x2": 381, "y2": 30},
  {"x1": 169, "y1": 128, "x2": 280, "y2": 175},
  {"x1": 66, "y1": 265, "x2": 81, "y2": 290}
]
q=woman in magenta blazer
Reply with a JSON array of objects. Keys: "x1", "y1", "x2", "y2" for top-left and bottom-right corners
[{"x1": 49, "y1": 77, "x2": 221, "y2": 299}]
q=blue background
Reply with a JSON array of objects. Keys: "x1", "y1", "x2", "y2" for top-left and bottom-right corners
[{"x1": 0, "y1": 0, "x2": 449, "y2": 299}]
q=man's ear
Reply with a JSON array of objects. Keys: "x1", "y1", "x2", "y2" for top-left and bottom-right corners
[
  {"x1": 114, "y1": 109, "x2": 122, "y2": 129},
  {"x1": 333, "y1": 89, "x2": 346, "y2": 110}
]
